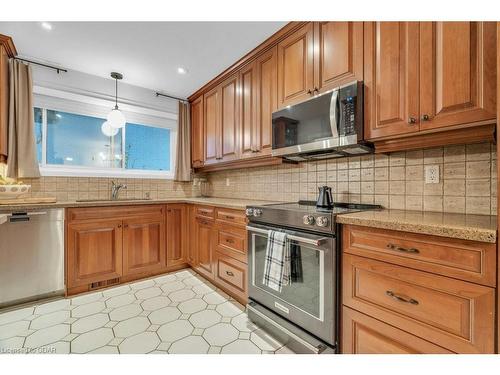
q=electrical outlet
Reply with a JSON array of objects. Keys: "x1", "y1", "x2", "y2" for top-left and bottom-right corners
[
  {"x1": 425, "y1": 165, "x2": 440, "y2": 184},
  {"x1": 226, "y1": 178, "x2": 230, "y2": 186}
]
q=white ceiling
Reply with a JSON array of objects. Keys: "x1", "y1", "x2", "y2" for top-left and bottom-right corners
[{"x1": 0, "y1": 22, "x2": 287, "y2": 98}]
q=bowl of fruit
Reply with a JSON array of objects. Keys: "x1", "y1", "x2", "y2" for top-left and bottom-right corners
[{"x1": 0, "y1": 177, "x2": 31, "y2": 200}]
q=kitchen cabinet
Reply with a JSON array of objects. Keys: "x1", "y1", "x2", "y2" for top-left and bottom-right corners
[
  {"x1": 194, "y1": 215, "x2": 216, "y2": 280},
  {"x1": 122, "y1": 216, "x2": 165, "y2": 276},
  {"x1": 190, "y1": 95, "x2": 204, "y2": 168},
  {"x1": 0, "y1": 34, "x2": 16, "y2": 163},
  {"x1": 239, "y1": 61, "x2": 257, "y2": 159},
  {"x1": 203, "y1": 86, "x2": 219, "y2": 165},
  {"x1": 166, "y1": 203, "x2": 187, "y2": 267},
  {"x1": 277, "y1": 22, "x2": 364, "y2": 108},
  {"x1": 186, "y1": 205, "x2": 198, "y2": 266},
  {"x1": 66, "y1": 219, "x2": 123, "y2": 288},
  {"x1": 364, "y1": 21, "x2": 496, "y2": 141}
]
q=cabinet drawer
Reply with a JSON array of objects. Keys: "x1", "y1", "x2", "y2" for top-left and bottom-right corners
[
  {"x1": 343, "y1": 225, "x2": 496, "y2": 286},
  {"x1": 215, "y1": 225, "x2": 247, "y2": 263},
  {"x1": 216, "y1": 208, "x2": 246, "y2": 226},
  {"x1": 215, "y1": 252, "x2": 247, "y2": 303},
  {"x1": 342, "y1": 307, "x2": 453, "y2": 354},
  {"x1": 195, "y1": 205, "x2": 215, "y2": 219},
  {"x1": 67, "y1": 205, "x2": 164, "y2": 222},
  {"x1": 343, "y1": 254, "x2": 495, "y2": 353}
]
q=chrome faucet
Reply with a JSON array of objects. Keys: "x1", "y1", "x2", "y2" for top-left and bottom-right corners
[{"x1": 111, "y1": 181, "x2": 127, "y2": 200}]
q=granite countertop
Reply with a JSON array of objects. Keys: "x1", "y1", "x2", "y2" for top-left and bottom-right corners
[
  {"x1": 337, "y1": 209, "x2": 497, "y2": 243},
  {"x1": 0, "y1": 197, "x2": 280, "y2": 212}
]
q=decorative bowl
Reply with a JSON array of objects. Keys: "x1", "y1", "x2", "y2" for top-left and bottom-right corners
[{"x1": 0, "y1": 184, "x2": 31, "y2": 200}]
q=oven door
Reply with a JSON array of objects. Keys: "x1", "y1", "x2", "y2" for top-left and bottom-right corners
[{"x1": 247, "y1": 223, "x2": 336, "y2": 345}]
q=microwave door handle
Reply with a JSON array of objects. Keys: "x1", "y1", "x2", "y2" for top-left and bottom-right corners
[{"x1": 329, "y1": 90, "x2": 340, "y2": 139}]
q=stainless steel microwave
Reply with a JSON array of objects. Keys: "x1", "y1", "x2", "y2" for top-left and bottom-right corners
[{"x1": 271, "y1": 81, "x2": 373, "y2": 161}]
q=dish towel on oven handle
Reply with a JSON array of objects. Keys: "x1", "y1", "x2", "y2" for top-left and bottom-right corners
[{"x1": 262, "y1": 230, "x2": 291, "y2": 292}]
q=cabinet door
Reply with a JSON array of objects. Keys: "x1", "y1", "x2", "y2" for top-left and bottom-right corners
[
  {"x1": 419, "y1": 22, "x2": 496, "y2": 130},
  {"x1": 203, "y1": 86, "x2": 220, "y2": 165},
  {"x1": 122, "y1": 216, "x2": 165, "y2": 276},
  {"x1": 277, "y1": 23, "x2": 315, "y2": 108},
  {"x1": 195, "y1": 216, "x2": 215, "y2": 279},
  {"x1": 364, "y1": 22, "x2": 420, "y2": 139},
  {"x1": 166, "y1": 204, "x2": 187, "y2": 267},
  {"x1": 255, "y1": 46, "x2": 278, "y2": 155},
  {"x1": 191, "y1": 95, "x2": 204, "y2": 168},
  {"x1": 186, "y1": 205, "x2": 198, "y2": 266},
  {"x1": 220, "y1": 73, "x2": 239, "y2": 162},
  {"x1": 0, "y1": 44, "x2": 8, "y2": 160},
  {"x1": 67, "y1": 219, "x2": 123, "y2": 288},
  {"x1": 314, "y1": 22, "x2": 363, "y2": 93},
  {"x1": 239, "y1": 61, "x2": 257, "y2": 158}
]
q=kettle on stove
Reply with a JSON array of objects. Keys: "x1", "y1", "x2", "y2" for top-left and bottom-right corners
[{"x1": 316, "y1": 186, "x2": 333, "y2": 208}]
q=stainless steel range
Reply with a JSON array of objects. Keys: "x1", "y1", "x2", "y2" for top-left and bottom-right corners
[{"x1": 245, "y1": 200, "x2": 381, "y2": 354}]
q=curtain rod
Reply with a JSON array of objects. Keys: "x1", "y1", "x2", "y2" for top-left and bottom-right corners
[
  {"x1": 155, "y1": 92, "x2": 188, "y2": 103},
  {"x1": 15, "y1": 58, "x2": 68, "y2": 74}
]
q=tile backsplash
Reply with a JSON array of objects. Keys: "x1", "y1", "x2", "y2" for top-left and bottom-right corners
[{"x1": 205, "y1": 142, "x2": 497, "y2": 215}]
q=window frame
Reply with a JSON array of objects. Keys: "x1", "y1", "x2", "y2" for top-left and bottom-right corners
[{"x1": 34, "y1": 86, "x2": 178, "y2": 179}]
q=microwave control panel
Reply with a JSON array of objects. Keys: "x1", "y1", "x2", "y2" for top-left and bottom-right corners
[{"x1": 339, "y1": 81, "x2": 363, "y2": 137}]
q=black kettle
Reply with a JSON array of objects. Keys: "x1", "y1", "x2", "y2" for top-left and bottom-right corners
[{"x1": 316, "y1": 186, "x2": 333, "y2": 208}]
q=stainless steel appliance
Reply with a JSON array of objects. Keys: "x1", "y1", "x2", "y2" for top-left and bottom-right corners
[
  {"x1": 246, "y1": 201, "x2": 381, "y2": 353},
  {"x1": 271, "y1": 81, "x2": 372, "y2": 161},
  {"x1": 0, "y1": 209, "x2": 65, "y2": 308},
  {"x1": 316, "y1": 186, "x2": 333, "y2": 208}
]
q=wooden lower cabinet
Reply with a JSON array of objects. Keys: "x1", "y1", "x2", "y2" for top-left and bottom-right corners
[
  {"x1": 166, "y1": 204, "x2": 188, "y2": 268},
  {"x1": 193, "y1": 215, "x2": 216, "y2": 279},
  {"x1": 66, "y1": 219, "x2": 123, "y2": 289},
  {"x1": 214, "y1": 251, "x2": 247, "y2": 304}
]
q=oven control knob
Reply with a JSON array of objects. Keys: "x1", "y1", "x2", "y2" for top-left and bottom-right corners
[
  {"x1": 303, "y1": 215, "x2": 315, "y2": 225},
  {"x1": 316, "y1": 216, "x2": 329, "y2": 227},
  {"x1": 245, "y1": 208, "x2": 254, "y2": 217},
  {"x1": 253, "y1": 209, "x2": 263, "y2": 217}
]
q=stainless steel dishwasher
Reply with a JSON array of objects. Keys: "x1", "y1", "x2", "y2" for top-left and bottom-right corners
[{"x1": 0, "y1": 208, "x2": 65, "y2": 308}]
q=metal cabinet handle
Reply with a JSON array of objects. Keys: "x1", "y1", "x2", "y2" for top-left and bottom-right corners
[
  {"x1": 386, "y1": 290, "x2": 419, "y2": 305},
  {"x1": 386, "y1": 243, "x2": 419, "y2": 254},
  {"x1": 216, "y1": 157, "x2": 223, "y2": 160},
  {"x1": 225, "y1": 238, "x2": 235, "y2": 244},
  {"x1": 224, "y1": 215, "x2": 235, "y2": 220},
  {"x1": 421, "y1": 114, "x2": 430, "y2": 121},
  {"x1": 225, "y1": 270, "x2": 235, "y2": 277},
  {"x1": 408, "y1": 117, "x2": 417, "y2": 125}
]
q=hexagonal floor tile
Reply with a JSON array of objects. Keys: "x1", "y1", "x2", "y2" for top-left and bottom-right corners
[
  {"x1": 178, "y1": 298, "x2": 207, "y2": 314},
  {"x1": 175, "y1": 270, "x2": 195, "y2": 279},
  {"x1": 221, "y1": 339, "x2": 261, "y2": 354},
  {"x1": 109, "y1": 304, "x2": 142, "y2": 321},
  {"x1": 169, "y1": 289, "x2": 195, "y2": 302},
  {"x1": 203, "y1": 292, "x2": 227, "y2": 305},
  {"x1": 189, "y1": 310, "x2": 221, "y2": 329},
  {"x1": 0, "y1": 306, "x2": 34, "y2": 326},
  {"x1": 157, "y1": 320, "x2": 193, "y2": 342},
  {"x1": 106, "y1": 293, "x2": 136, "y2": 309},
  {"x1": 88, "y1": 345, "x2": 119, "y2": 354},
  {"x1": 154, "y1": 274, "x2": 176, "y2": 284},
  {"x1": 72, "y1": 313, "x2": 110, "y2": 334},
  {"x1": 38, "y1": 340, "x2": 70, "y2": 354},
  {"x1": 102, "y1": 285, "x2": 130, "y2": 298},
  {"x1": 141, "y1": 296, "x2": 171, "y2": 311},
  {"x1": 0, "y1": 320, "x2": 30, "y2": 340},
  {"x1": 168, "y1": 335, "x2": 209, "y2": 354},
  {"x1": 119, "y1": 332, "x2": 160, "y2": 354},
  {"x1": 160, "y1": 281, "x2": 185, "y2": 294},
  {"x1": 148, "y1": 306, "x2": 181, "y2": 325},
  {"x1": 215, "y1": 301, "x2": 244, "y2": 318},
  {"x1": 34, "y1": 299, "x2": 70, "y2": 315},
  {"x1": 71, "y1": 327, "x2": 114, "y2": 353},
  {"x1": 192, "y1": 283, "x2": 216, "y2": 295},
  {"x1": 135, "y1": 287, "x2": 162, "y2": 300},
  {"x1": 0, "y1": 336, "x2": 25, "y2": 350},
  {"x1": 183, "y1": 276, "x2": 204, "y2": 286},
  {"x1": 30, "y1": 310, "x2": 70, "y2": 330},
  {"x1": 24, "y1": 324, "x2": 70, "y2": 349},
  {"x1": 70, "y1": 292, "x2": 102, "y2": 306},
  {"x1": 114, "y1": 316, "x2": 150, "y2": 338},
  {"x1": 72, "y1": 301, "x2": 106, "y2": 318},
  {"x1": 250, "y1": 329, "x2": 285, "y2": 351},
  {"x1": 231, "y1": 313, "x2": 258, "y2": 333},
  {"x1": 130, "y1": 279, "x2": 155, "y2": 290},
  {"x1": 203, "y1": 323, "x2": 239, "y2": 346}
]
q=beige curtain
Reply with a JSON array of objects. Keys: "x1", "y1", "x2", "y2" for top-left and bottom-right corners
[
  {"x1": 6, "y1": 60, "x2": 40, "y2": 179},
  {"x1": 174, "y1": 101, "x2": 191, "y2": 182}
]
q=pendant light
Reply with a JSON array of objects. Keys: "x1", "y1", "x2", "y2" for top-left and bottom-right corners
[
  {"x1": 101, "y1": 121, "x2": 119, "y2": 137},
  {"x1": 107, "y1": 72, "x2": 126, "y2": 129}
]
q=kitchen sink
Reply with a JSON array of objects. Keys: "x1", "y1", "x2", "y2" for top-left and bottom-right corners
[{"x1": 75, "y1": 198, "x2": 152, "y2": 203}]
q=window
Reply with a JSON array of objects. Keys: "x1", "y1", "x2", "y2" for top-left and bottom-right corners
[{"x1": 33, "y1": 89, "x2": 177, "y2": 179}]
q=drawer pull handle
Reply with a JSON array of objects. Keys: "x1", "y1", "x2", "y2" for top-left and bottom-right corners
[
  {"x1": 225, "y1": 238, "x2": 235, "y2": 244},
  {"x1": 224, "y1": 215, "x2": 235, "y2": 220},
  {"x1": 225, "y1": 271, "x2": 234, "y2": 277},
  {"x1": 386, "y1": 243, "x2": 419, "y2": 254},
  {"x1": 386, "y1": 290, "x2": 419, "y2": 305}
]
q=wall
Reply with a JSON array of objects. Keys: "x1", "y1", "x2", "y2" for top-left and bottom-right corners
[{"x1": 206, "y1": 142, "x2": 497, "y2": 215}]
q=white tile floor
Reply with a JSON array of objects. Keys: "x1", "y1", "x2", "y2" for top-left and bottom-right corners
[{"x1": 0, "y1": 269, "x2": 295, "y2": 354}]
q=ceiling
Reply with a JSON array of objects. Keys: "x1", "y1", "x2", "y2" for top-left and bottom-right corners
[{"x1": 0, "y1": 22, "x2": 287, "y2": 98}]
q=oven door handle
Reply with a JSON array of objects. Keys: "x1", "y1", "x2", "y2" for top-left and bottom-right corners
[{"x1": 246, "y1": 226, "x2": 328, "y2": 247}]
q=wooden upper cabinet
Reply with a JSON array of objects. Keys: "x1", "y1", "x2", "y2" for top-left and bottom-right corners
[
  {"x1": 255, "y1": 46, "x2": 278, "y2": 155},
  {"x1": 66, "y1": 219, "x2": 123, "y2": 288},
  {"x1": 220, "y1": 73, "x2": 240, "y2": 162},
  {"x1": 419, "y1": 22, "x2": 497, "y2": 130},
  {"x1": 190, "y1": 96, "x2": 204, "y2": 168},
  {"x1": 364, "y1": 22, "x2": 420, "y2": 140},
  {"x1": 0, "y1": 35, "x2": 16, "y2": 162},
  {"x1": 166, "y1": 204, "x2": 187, "y2": 267},
  {"x1": 314, "y1": 22, "x2": 363, "y2": 93},
  {"x1": 122, "y1": 216, "x2": 166, "y2": 276},
  {"x1": 239, "y1": 61, "x2": 257, "y2": 158},
  {"x1": 203, "y1": 86, "x2": 219, "y2": 165},
  {"x1": 277, "y1": 22, "x2": 315, "y2": 108}
]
